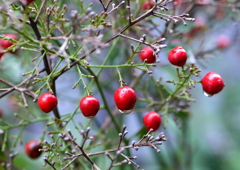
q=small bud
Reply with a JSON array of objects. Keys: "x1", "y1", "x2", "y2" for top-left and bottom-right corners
[
  {"x1": 80, "y1": 130, "x2": 84, "y2": 135},
  {"x1": 86, "y1": 127, "x2": 91, "y2": 132}
]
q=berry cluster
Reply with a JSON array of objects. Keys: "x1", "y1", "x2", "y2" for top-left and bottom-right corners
[
  {"x1": 138, "y1": 44, "x2": 225, "y2": 97},
  {"x1": 0, "y1": 0, "x2": 228, "y2": 164},
  {"x1": 167, "y1": 46, "x2": 225, "y2": 95},
  {"x1": 37, "y1": 86, "x2": 162, "y2": 134},
  {"x1": 34, "y1": 33, "x2": 225, "y2": 161}
]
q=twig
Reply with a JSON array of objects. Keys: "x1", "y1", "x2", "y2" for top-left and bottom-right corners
[
  {"x1": 58, "y1": 127, "x2": 166, "y2": 170},
  {"x1": 0, "y1": 68, "x2": 45, "y2": 98},
  {"x1": 44, "y1": 157, "x2": 57, "y2": 170},
  {"x1": 34, "y1": 0, "x2": 47, "y2": 22}
]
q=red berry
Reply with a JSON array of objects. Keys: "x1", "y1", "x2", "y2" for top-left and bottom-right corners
[
  {"x1": 79, "y1": 96, "x2": 100, "y2": 118},
  {"x1": 187, "y1": 17, "x2": 206, "y2": 38},
  {"x1": 168, "y1": 46, "x2": 188, "y2": 67},
  {"x1": 0, "y1": 51, "x2": 4, "y2": 61},
  {"x1": 21, "y1": 0, "x2": 36, "y2": 5},
  {"x1": 114, "y1": 86, "x2": 137, "y2": 114},
  {"x1": 139, "y1": 46, "x2": 156, "y2": 63},
  {"x1": 217, "y1": 35, "x2": 230, "y2": 49},
  {"x1": 38, "y1": 92, "x2": 58, "y2": 113},
  {"x1": 0, "y1": 33, "x2": 18, "y2": 50},
  {"x1": 143, "y1": 112, "x2": 161, "y2": 132},
  {"x1": 142, "y1": 1, "x2": 155, "y2": 10},
  {"x1": 201, "y1": 72, "x2": 225, "y2": 96},
  {"x1": 25, "y1": 140, "x2": 42, "y2": 159}
]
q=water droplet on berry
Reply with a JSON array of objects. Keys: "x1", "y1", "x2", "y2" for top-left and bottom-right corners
[
  {"x1": 119, "y1": 109, "x2": 132, "y2": 115},
  {"x1": 203, "y1": 91, "x2": 213, "y2": 97},
  {"x1": 86, "y1": 116, "x2": 94, "y2": 119}
]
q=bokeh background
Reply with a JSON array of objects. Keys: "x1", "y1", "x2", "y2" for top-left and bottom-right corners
[{"x1": 0, "y1": 0, "x2": 240, "y2": 169}]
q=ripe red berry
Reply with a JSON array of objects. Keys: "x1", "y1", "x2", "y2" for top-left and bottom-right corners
[
  {"x1": 114, "y1": 86, "x2": 137, "y2": 114},
  {"x1": 143, "y1": 112, "x2": 161, "y2": 132},
  {"x1": 79, "y1": 96, "x2": 100, "y2": 118},
  {"x1": 168, "y1": 46, "x2": 188, "y2": 67},
  {"x1": 0, "y1": 33, "x2": 18, "y2": 50},
  {"x1": 217, "y1": 35, "x2": 230, "y2": 49},
  {"x1": 142, "y1": 1, "x2": 155, "y2": 10},
  {"x1": 187, "y1": 17, "x2": 206, "y2": 38},
  {"x1": 21, "y1": 0, "x2": 36, "y2": 5},
  {"x1": 25, "y1": 140, "x2": 42, "y2": 159},
  {"x1": 139, "y1": 46, "x2": 156, "y2": 63},
  {"x1": 38, "y1": 92, "x2": 58, "y2": 113},
  {"x1": 201, "y1": 72, "x2": 225, "y2": 96}
]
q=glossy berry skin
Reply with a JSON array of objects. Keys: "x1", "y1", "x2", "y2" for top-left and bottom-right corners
[
  {"x1": 0, "y1": 33, "x2": 18, "y2": 50},
  {"x1": 25, "y1": 140, "x2": 42, "y2": 159},
  {"x1": 139, "y1": 46, "x2": 156, "y2": 63},
  {"x1": 201, "y1": 72, "x2": 225, "y2": 96},
  {"x1": 142, "y1": 1, "x2": 154, "y2": 10},
  {"x1": 80, "y1": 96, "x2": 100, "y2": 118},
  {"x1": 168, "y1": 46, "x2": 188, "y2": 67},
  {"x1": 143, "y1": 112, "x2": 161, "y2": 132},
  {"x1": 38, "y1": 92, "x2": 58, "y2": 113},
  {"x1": 114, "y1": 86, "x2": 137, "y2": 112}
]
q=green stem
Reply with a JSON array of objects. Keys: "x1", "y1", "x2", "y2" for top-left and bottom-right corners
[
  {"x1": 76, "y1": 66, "x2": 92, "y2": 95},
  {"x1": 2, "y1": 130, "x2": 8, "y2": 152},
  {"x1": 168, "y1": 72, "x2": 192, "y2": 100},
  {"x1": 0, "y1": 117, "x2": 51, "y2": 131},
  {"x1": 159, "y1": 70, "x2": 194, "y2": 111},
  {"x1": 36, "y1": 58, "x2": 63, "y2": 94},
  {"x1": 88, "y1": 63, "x2": 154, "y2": 68},
  {"x1": 126, "y1": 43, "x2": 141, "y2": 64},
  {"x1": 62, "y1": 106, "x2": 79, "y2": 130},
  {"x1": 116, "y1": 68, "x2": 124, "y2": 87},
  {"x1": 86, "y1": 68, "x2": 121, "y2": 133},
  {"x1": 13, "y1": 126, "x2": 26, "y2": 147},
  {"x1": 88, "y1": 38, "x2": 120, "y2": 89}
]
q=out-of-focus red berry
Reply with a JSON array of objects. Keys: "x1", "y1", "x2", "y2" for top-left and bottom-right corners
[
  {"x1": 0, "y1": 33, "x2": 18, "y2": 50},
  {"x1": 142, "y1": 1, "x2": 155, "y2": 10},
  {"x1": 217, "y1": 35, "x2": 230, "y2": 49}
]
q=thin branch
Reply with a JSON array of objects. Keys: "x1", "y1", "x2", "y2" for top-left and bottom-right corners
[
  {"x1": 59, "y1": 128, "x2": 166, "y2": 170},
  {"x1": 126, "y1": 0, "x2": 132, "y2": 23},
  {"x1": 0, "y1": 68, "x2": 45, "y2": 98},
  {"x1": 34, "y1": 0, "x2": 47, "y2": 22}
]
